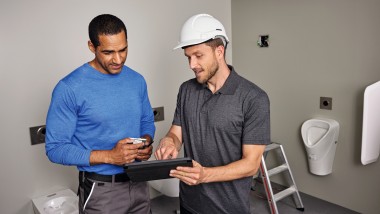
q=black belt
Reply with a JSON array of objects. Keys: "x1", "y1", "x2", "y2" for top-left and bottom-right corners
[{"x1": 80, "y1": 171, "x2": 130, "y2": 182}]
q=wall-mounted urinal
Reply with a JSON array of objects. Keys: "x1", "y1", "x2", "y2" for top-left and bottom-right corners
[{"x1": 301, "y1": 118, "x2": 340, "y2": 176}]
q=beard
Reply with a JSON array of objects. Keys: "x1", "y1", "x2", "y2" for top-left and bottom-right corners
[{"x1": 196, "y1": 59, "x2": 219, "y2": 84}]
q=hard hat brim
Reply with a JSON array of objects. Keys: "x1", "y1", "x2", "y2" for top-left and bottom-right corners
[{"x1": 173, "y1": 38, "x2": 210, "y2": 50}]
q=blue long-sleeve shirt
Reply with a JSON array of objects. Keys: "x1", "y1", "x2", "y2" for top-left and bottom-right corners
[{"x1": 45, "y1": 63, "x2": 155, "y2": 175}]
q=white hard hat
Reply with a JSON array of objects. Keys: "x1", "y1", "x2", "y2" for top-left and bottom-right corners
[{"x1": 174, "y1": 14, "x2": 229, "y2": 50}]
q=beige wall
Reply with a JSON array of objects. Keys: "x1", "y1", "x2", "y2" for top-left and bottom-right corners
[
  {"x1": 0, "y1": 1, "x2": 231, "y2": 213},
  {"x1": 232, "y1": 0, "x2": 380, "y2": 213}
]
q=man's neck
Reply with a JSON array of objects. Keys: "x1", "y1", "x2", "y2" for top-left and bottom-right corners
[{"x1": 207, "y1": 63, "x2": 230, "y2": 93}]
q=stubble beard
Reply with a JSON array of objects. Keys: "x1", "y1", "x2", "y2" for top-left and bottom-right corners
[{"x1": 197, "y1": 61, "x2": 219, "y2": 84}]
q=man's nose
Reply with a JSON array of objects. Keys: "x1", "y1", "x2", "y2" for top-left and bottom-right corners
[
  {"x1": 113, "y1": 53, "x2": 122, "y2": 64},
  {"x1": 189, "y1": 58, "x2": 198, "y2": 70}
]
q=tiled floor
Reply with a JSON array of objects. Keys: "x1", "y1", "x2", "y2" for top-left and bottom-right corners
[{"x1": 151, "y1": 181, "x2": 360, "y2": 214}]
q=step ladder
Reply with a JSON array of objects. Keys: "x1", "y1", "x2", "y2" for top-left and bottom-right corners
[{"x1": 254, "y1": 142, "x2": 304, "y2": 214}]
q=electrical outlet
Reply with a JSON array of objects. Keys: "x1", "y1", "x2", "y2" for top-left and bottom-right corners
[
  {"x1": 152, "y1": 107, "x2": 164, "y2": 122},
  {"x1": 30, "y1": 125, "x2": 46, "y2": 145}
]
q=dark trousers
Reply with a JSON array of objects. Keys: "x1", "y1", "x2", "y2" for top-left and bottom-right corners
[{"x1": 78, "y1": 172, "x2": 151, "y2": 214}]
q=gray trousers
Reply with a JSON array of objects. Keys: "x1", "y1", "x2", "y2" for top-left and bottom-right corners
[{"x1": 78, "y1": 174, "x2": 151, "y2": 214}]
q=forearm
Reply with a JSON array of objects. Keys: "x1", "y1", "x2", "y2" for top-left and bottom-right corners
[
  {"x1": 89, "y1": 150, "x2": 111, "y2": 165},
  {"x1": 164, "y1": 132, "x2": 182, "y2": 151},
  {"x1": 202, "y1": 158, "x2": 261, "y2": 183},
  {"x1": 200, "y1": 144, "x2": 266, "y2": 183},
  {"x1": 46, "y1": 141, "x2": 91, "y2": 166}
]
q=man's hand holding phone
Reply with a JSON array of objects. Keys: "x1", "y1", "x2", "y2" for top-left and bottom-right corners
[{"x1": 130, "y1": 138, "x2": 154, "y2": 161}]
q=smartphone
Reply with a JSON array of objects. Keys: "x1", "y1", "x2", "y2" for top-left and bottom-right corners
[
  {"x1": 129, "y1": 138, "x2": 153, "y2": 149},
  {"x1": 130, "y1": 138, "x2": 147, "y2": 144},
  {"x1": 141, "y1": 140, "x2": 154, "y2": 149}
]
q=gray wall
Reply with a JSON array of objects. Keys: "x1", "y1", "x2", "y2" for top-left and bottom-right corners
[
  {"x1": 0, "y1": 1, "x2": 231, "y2": 213},
  {"x1": 232, "y1": 0, "x2": 380, "y2": 213}
]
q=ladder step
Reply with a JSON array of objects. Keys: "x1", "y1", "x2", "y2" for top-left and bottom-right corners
[
  {"x1": 255, "y1": 143, "x2": 304, "y2": 213},
  {"x1": 265, "y1": 143, "x2": 281, "y2": 152},
  {"x1": 267, "y1": 164, "x2": 288, "y2": 177},
  {"x1": 274, "y1": 186, "x2": 297, "y2": 202}
]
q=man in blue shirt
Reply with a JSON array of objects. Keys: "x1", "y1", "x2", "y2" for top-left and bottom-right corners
[{"x1": 46, "y1": 14, "x2": 155, "y2": 214}]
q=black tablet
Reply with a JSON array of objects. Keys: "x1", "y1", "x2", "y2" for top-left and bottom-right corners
[{"x1": 124, "y1": 157, "x2": 193, "y2": 182}]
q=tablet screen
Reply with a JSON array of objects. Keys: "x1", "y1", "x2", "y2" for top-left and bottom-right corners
[{"x1": 124, "y1": 157, "x2": 193, "y2": 182}]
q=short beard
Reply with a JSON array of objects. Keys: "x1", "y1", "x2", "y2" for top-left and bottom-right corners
[{"x1": 197, "y1": 61, "x2": 219, "y2": 84}]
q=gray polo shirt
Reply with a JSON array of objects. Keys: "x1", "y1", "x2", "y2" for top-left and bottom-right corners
[{"x1": 173, "y1": 65, "x2": 270, "y2": 214}]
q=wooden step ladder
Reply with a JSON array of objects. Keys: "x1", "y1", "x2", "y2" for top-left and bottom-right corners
[{"x1": 254, "y1": 142, "x2": 305, "y2": 214}]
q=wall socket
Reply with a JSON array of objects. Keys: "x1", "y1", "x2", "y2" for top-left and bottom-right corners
[
  {"x1": 320, "y1": 97, "x2": 332, "y2": 110},
  {"x1": 30, "y1": 125, "x2": 46, "y2": 145},
  {"x1": 152, "y1": 107, "x2": 164, "y2": 122}
]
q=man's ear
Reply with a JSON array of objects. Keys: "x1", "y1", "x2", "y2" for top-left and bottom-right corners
[
  {"x1": 215, "y1": 45, "x2": 225, "y2": 59},
  {"x1": 88, "y1": 40, "x2": 96, "y2": 54}
]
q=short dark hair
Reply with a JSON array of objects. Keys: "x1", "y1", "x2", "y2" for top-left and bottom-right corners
[
  {"x1": 88, "y1": 14, "x2": 127, "y2": 47},
  {"x1": 204, "y1": 38, "x2": 226, "y2": 50},
  {"x1": 204, "y1": 38, "x2": 227, "y2": 59}
]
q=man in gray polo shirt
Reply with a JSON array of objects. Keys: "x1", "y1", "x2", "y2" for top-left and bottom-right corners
[{"x1": 155, "y1": 14, "x2": 270, "y2": 214}]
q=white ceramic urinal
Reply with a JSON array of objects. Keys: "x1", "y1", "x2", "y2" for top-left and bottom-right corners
[
  {"x1": 32, "y1": 189, "x2": 78, "y2": 214},
  {"x1": 301, "y1": 118, "x2": 340, "y2": 176}
]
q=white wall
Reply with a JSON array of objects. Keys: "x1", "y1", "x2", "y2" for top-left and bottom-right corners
[
  {"x1": 232, "y1": 0, "x2": 380, "y2": 213},
  {"x1": 0, "y1": 1, "x2": 231, "y2": 213}
]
